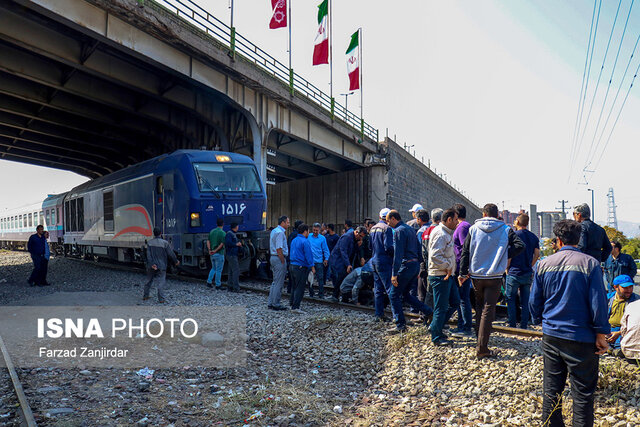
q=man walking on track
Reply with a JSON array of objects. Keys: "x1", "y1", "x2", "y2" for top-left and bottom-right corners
[{"x1": 144, "y1": 227, "x2": 179, "y2": 303}]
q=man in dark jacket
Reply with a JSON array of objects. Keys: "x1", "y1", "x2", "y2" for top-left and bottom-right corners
[
  {"x1": 604, "y1": 241, "x2": 637, "y2": 292},
  {"x1": 387, "y1": 210, "x2": 433, "y2": 334},
  {"x1": 328, "y1": 226, "x2": 365, "y2": 302},
  {"x1": 573, "y1": 203, "x2": 612, "y2": 263},
  {"x1": 370, "y1": 208, "x2": 394, "y2": 321},
  {"x1": 225, "y1": 222, "x2": 243, "y2": 292},
  {"x1": 27, "y1": 225, "x2": 46, "y2": 287},
  {"x1": 144, "y1": 227, "x2": 179, "y2": 303}
]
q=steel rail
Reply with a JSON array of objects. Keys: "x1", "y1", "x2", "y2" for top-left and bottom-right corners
[{"x1": 0, "y1": 333, "x2": 37, "y2": 427}]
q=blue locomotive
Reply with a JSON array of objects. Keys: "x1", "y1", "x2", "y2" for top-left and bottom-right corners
[{"x1": 1, "y1": 150, "x2": 268, "y2": 274}]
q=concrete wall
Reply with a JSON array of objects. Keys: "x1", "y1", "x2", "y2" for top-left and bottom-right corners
[
  {"x1": 266, "y1": 166, "x2": 386, "y2": 227},
  {"x1": 385, "y1": 139, "x2": 482, "y2": 222}
]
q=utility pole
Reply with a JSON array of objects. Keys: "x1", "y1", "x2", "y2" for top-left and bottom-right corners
[
  {"x1": 587, "y1": 188, "x2": 595, "y2": 223},
  {"x1": 556, "y1": 199, "x2": 569, "y2": 217}
]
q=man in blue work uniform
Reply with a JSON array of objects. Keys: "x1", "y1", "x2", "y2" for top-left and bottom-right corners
[
  {"x1": 289, "y1": 223, "x2": 315, "y2": 313},
  {"x1": 225, "y1": 222, "x2": 243, "y2": 292},
  {"x1": 328, "y1": 225, "x2": 366, "y2": 302},
  {"x1": 307, "y1": 223, "x2": 330, "y2": 298},
  {"x1": 530, "y1": 219, "x2": 609, "y2": 427},
  {"x1": 604, "y1": 241, "x2": 637, "y2": 292},
  {"x1": 370, "y1": 208, "x2": 394, "y2": 322},
  {"x1": 27, "y1": 225, "x2": 46, "y2": 287},
  {"x1": 386, "y1": 210, "x2": 433, "y2": 334}
]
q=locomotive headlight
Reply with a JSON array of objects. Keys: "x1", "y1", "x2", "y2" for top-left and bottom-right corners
[
  {"x1": 190, "y1": 212, "x2": 201, "y2": 227},
  {"x1": 215, "y1": 155, "x2": 231, "y2": 162},
  {"x1": 262, "y1": 211, "x2": 267, "y2": 225}
]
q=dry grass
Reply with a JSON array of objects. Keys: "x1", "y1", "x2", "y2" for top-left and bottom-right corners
[{"x1": 208, "y1": 377, "x2": 339, "y2": 426}]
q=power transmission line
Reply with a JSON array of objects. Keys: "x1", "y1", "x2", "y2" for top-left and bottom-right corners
[
  {"x1": 585, "y1": 29, "x2": 640, "y2": 169},
  {"x1": 591, "y1": 58, "x2": 640, "y2": 174},
  {"x1": 569, "y1": 0, "x2": 602, "y2": 182},
  {"x1": 583, "y1": 0, "x2": 635, "y2": 175},
  {"x1": 573, "y1": 0, "x2": 623, "y2": 181}
]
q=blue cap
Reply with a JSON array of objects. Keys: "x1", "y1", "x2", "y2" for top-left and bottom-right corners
[{"x1": 613, "y1": 275, "x2": 634, "y2": 288}]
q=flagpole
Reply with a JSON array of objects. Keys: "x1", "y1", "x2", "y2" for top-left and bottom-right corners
[
  {"x1": 359, "y1": 27, "x2": 363, "y2": 139},
  {"x1": 288, "y1": 0, "x2": 293, "y2": 95},
  {"x1": 329, "y1": 0, "x2": 334, "y2": 118}
]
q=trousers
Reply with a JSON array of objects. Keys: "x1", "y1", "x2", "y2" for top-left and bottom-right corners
[
  {"x1": 542, "y1": 334, "x2": 599, "y2": 427},
  {"x1": 268, "y1": 256, "x2": 287, "y2": 307},
  {"x1": 429, "y1": 275, "x2": 452, "y2": 342},
  {"x1": 226, "y1": 255, "x2": 240, "y2": 290},
  {"x1": 207, "y1": 252, "x2": 225, "y2": 288},
  {"x1": 506, "y1": 272, "x2": 533, "y2": 329},
  {"x1": 144, "y1": 268, "x2": 167, "y2": 302},
  {"x1": 373, "y1": 263, "x2": 392, "y2": 317},
  {"x1": 289, "y1": 265, "x2": 309, "y2": 309},
  {"x1": 389, "y1": 262, "x2": 432, "y2": 329},
  {"x1": 472, "y1": 278, "x2": 502, "y2": 355}
]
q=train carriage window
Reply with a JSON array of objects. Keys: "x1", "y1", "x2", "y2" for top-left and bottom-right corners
[
  {"x1": 156, "y1": 176, "x2": 163, "y2": 193},
  {"x1": 70, "y1": 199, "x2": 77, "y2": 232},
  {"x1": 39, "y1": 212, "x2": 44, "y2": 227},
  {"x1": 77, "y1": 198, "x2": 84, "y2": 232},
  {"x1": 45, "y1": 210, "x2": 50, "y2": 226},
  {"x1": 22, "y1": 214, "x2": 25, "y2": 228},
  {"x1": 64, "y1": 201, "x2": 70, "y2": 232},
  {"x1": 28, "y1": 213, "x2": 32, "y2": 228},
  {"x1": 52, "y1": 208, "x2": 56, "y2": 226},
  {"x1": 103, "y1": 191, "x2": 114, "y2": 232}
]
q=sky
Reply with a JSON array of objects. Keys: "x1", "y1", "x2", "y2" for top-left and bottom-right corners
[{"x1": 1, "y1": 0, "x2": 640, "y2": 229}]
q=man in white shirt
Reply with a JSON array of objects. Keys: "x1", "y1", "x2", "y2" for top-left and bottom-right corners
[{"x1": 621, "y1": 299, "x2": 640, "y2": 360}]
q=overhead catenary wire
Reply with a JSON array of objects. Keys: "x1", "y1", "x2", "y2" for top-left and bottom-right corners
[
  {"x1": 585, "y1": 28, "x2": 640, "y2": 169},
  {"x1": 569, "y1": 0, "x2": 602, "y2": 182},
  {"x1": 573, "y1": 0, "x2": 622, "y2": 180},
  {"x1": 583, "y1": 0, "x2": 635, "y2": 172}
]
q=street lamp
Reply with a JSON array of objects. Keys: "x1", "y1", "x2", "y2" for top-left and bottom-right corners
[
  {"x1": 340, "y1": 92, "x2": 354, "y2": 114},
  {"x1": 587, "y1": 188, "x2": 595, "y2": 222}
]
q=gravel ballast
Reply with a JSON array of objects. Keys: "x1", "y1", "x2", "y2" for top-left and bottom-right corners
[{"x1": 1, "y1": 251, "x2": 639, "y2": 426}]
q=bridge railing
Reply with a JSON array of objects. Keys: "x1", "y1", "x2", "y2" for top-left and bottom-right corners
[{"x1": 151, "y1": 0, "x2": 378, "y2": 142}]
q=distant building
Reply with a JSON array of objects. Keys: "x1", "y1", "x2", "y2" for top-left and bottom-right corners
[
  {"x1": 499, "y1": 209, "x2": 524, "y2": 228},
  {"x1": 539, "y1": 211, "x2": 566, "y2": 239},
  {"x1": 530, "y1": 204, "x2": 540, "y2": 238}
]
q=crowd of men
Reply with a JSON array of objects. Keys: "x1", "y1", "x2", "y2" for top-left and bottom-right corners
[
  {"x1": 263, "y1": 201, "x2": 640, "y2": 427},
  {"x1": 23, "y1": 198, "x2": 640, "y2": 426}
]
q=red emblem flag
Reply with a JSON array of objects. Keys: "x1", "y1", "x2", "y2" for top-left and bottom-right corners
[{"x1": 269, "y1": 0, "x2": 287, "y2": 29}]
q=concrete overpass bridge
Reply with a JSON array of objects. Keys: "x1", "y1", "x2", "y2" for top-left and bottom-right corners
[{"x1": 0, "y1": 0, "x2": 481, "y2": 223}]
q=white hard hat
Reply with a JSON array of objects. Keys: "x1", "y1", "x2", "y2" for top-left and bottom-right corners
[
  {"x1": 409, "y1": 203, "x2": 424, "y2": 213},
  {"x1": 379, "y1": 208, "x2": 391, "y2": 219}
]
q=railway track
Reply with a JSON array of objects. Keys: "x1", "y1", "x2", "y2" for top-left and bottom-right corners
[
  {"x1": 67, "y1": 257, "x2": 543, "y2": 339},
  {"x1": 0, "y1": 334, "x2": 36, "y2": 427}
]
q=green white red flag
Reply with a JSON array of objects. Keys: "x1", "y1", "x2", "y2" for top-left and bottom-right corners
[
  {"x1": 346, "y1": 30, "x2": 359, "y2": 91},
  {"x1": 312, "y1": 0, "x2": 329, "y2": 65},
  {"x1": 269, "y1": 0, "x2": 287, "y2": 29}
]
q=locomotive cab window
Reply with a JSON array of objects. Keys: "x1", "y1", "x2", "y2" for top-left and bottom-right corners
[
  {"x1": 193, "y1": 163, "x2": 262, "y2": 193},
  {"x1": 103, "y1": 191, "x2": 114, "y2": 232}
]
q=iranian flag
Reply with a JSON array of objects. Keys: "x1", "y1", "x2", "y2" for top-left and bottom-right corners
[
  {"x1": 312, "y1": 0, "x2": 329, "y2": 65},
  {"x1": 269, "y1": 0, "x2": 287, "y2": 29},
  {"x1": 346, "y1": 30, "x2": 360, "y2": 91}
]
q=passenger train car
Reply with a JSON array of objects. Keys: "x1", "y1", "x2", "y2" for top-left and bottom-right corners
[
  {"x1": 0, "y1": 150, "x2": 268, "y2": 275},
  {"x1": 0, "y1": 195, "x2": 65, "y2": 252}
]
